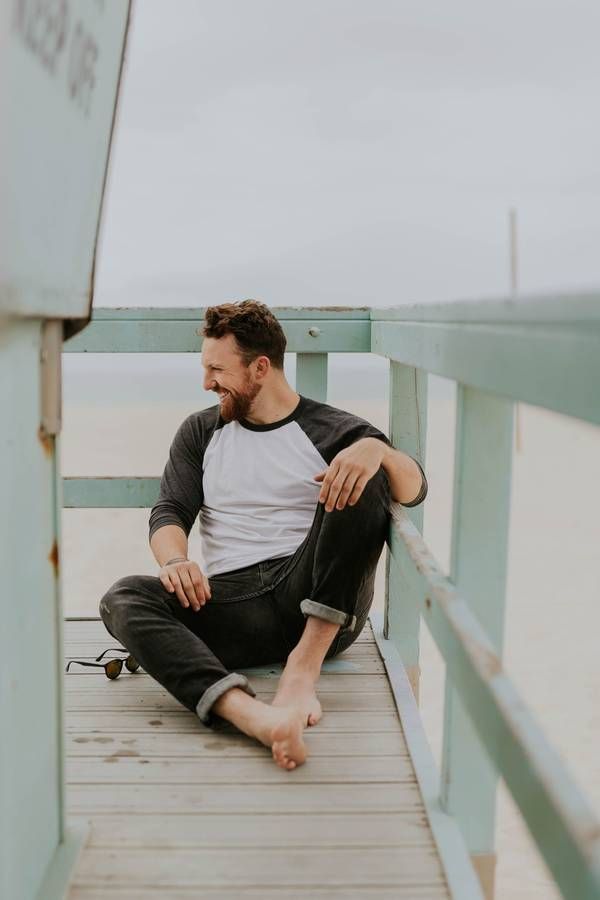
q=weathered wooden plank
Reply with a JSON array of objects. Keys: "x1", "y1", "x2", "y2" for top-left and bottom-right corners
[
  {"x1": 65, "y1": 731, "x2": 408, "y2": 758},
  {"x1": 70, "y1": 846, "x2": 445, "y2": 888},
  {"x1": 64, "y1": 691, "x2": 396, "y2": 712},
  {"x1": 63, "y1": 477, "x2": 159, "y2": 508},
  {"x1": 388, "y1": 502, "x2": 600, "y2": 899},
  {"x1": 65, "y1": 756, "x2": 414, "y2": 785},
  {"x1": 440, "y1": 386, "x2": 513, "y2": 892},
  {"x1": 66, "y1": 783, "x2": 425, "y2": 815},
  {"x1": 372, "y1": 611, "x2": 485, "y2": 900},
  {"x1": 64, "y1": 674, "x2": 390, "y2": 693},
  {"x1": 369, "y1": 291, "x2": 600, "y2": 324},
  {"x1": 385, "y1": 361, "x2": 427, "y2": 701},
  {"x1": 371, "y1": 319, "x2": 600, "y2": 427},
  {"x1": 64, "y1": 710, "x2": 402, "y2": 734},
  {"x1": 70, "y1": 888, "x2": 448, "y2": 900},
  {"x1": 76, "y1": 811, "x2": 434, "y2": 848},
  {"x1": 296, "y1": 353, "x2": 328, "y2": 402},
  {"x1": 91, "y1": 307, "x2": 373, "y2": 321},
  {"x1": 63, "y1": 658, "x2": 387, "y2": 675},
  {"x1": 64, "y1": 319, "x2": 370, "y2": 354}
]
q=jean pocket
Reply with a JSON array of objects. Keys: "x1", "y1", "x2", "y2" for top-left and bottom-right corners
[{"x1": 209, "y1": 568, "x2": 274, "y2": 603}]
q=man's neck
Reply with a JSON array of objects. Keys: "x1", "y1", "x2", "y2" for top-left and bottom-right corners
[{"x1": 243, "y1": 383, "x2": 301, "y2": 425}]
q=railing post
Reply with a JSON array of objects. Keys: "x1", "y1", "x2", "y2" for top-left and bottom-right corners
[
  {"x1": 440, "y1": 385, "x2": 514, "y2": 899},
  {"x1": 385, "y1": 361, "x2": 427, "y2": 700},
  {"x1": 296, "y1": 353, "x2": 328, "y2": 402}
]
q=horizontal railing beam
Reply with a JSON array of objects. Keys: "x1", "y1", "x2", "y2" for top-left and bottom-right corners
[
  {"x1": 64, "y1": 309, "x2": 371, "y2": 354},
  {"x1": 370, "y1": 290, "x2": 600, "y2": 324},
  {"x1": 372, "y1": 320, "x2": 600, "y2": 427},
  {"x1": 90, "y1": 306, "x2": 372, "y2": 320},
  {"x1": 63, "y1": 477, "x2": 159, "y2": 508},
  {"x1": 388, "y1": 502, "x2": 600, "y2": 899}
]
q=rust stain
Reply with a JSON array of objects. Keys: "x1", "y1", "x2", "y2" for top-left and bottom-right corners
[
  {"x1": 37, "y1": 426, "x2": 54, "y2": 458},
  {"x1": 92, "y1": 737, "x2": 113, "y2": 744},
  {"x1": 149, "y1": 719, "x2": 163, "y2": 727},
  {"x1": 107, "y1": 749, "x2": 139, "y2": 758},
  {"x1": 425, "y1": 597, "x2": 432, "y2": 610},
  {"x1": 48, "y1": 540, "x2": 59, "y2": 577}
]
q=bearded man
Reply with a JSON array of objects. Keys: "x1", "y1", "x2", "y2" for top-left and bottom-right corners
[{"x1": 100, "y1": 300, "x2": 427, "y2": 770}]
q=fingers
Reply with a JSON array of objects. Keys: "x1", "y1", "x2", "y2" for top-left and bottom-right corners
[
  {"x1": 160, "y1": 562, "x2": 211, "y2": 612},
  {"x1": 320, "y1": 467, "x2": 355, "y2": 512}
]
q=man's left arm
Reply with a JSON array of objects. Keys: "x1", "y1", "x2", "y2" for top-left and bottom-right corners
[{"x1": 315, "y1": 437, "x2": 426, "y2": 511}]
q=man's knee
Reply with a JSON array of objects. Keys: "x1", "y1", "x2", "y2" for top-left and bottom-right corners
[
  {"x1": 99, "y1": 574, "x2": 157, "y2": 627},
  {"x1": 328, "y1": 466, "x2": 390, "y2": 523}
]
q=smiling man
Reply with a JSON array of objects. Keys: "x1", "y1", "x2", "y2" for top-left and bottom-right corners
[{"x1": 99, "y1": 300, "x2": 427, "y2": 770}]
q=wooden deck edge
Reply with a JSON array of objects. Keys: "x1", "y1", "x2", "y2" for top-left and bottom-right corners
[
  {"x1": 370, "y1": 612, "x2": 484, "y2": 900},
  {"x1": 35, "y1": 820, "x2": 90, "y2": 900}
]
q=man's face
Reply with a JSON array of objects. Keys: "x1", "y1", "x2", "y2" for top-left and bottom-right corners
[{"x1": 201, "y1": 334, "x2": 263, "y2": 423}]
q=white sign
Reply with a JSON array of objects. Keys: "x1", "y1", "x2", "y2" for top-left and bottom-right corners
[{"x1": 0, "y1": 0, "x2": 130, "y2": 328}]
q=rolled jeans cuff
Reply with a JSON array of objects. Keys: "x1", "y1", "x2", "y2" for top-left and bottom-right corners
[
  {"x1": 300, "y1": 598, "x2": 357, "y2": 633},
  {"x1": 195, "y1": 672, "x2": 256, "y2": 726}
]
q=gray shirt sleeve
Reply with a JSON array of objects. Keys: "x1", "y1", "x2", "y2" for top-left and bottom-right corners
[{"x1": 148, "y1": 408, "x2": 218, "y2": 541}]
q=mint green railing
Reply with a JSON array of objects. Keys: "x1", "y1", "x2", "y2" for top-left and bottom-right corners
[{"x1": 63, "y1": 298, "x2": 600, "y2": 900}]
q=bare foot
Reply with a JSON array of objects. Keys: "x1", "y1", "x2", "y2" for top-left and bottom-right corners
[
  {"x1": 253, "y1": 705, "x2": 308, "y2": 771},
  {"x1": 272, "y1": 672, "x2": 323, "y2": 727}
]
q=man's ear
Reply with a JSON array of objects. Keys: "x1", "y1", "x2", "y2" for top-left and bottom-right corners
[{"x1": 255, "y1": 355, "x2": 270, "y2": 378}]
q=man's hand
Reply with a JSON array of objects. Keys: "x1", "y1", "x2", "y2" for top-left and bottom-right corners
[
  {"x1": 314, "y1": 437, "x2": 386, "y2": 512},
  {"x1": 159, "y1": 560, "x2": 211, "y2": 612}
]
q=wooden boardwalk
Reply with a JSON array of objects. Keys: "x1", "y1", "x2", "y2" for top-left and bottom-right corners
[{"x1": 63, "y1": 618, "x2": 452, "y2": 899}]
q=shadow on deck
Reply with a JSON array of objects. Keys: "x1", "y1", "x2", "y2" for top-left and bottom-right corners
[{"x1": 62, "y1": 617, "x2": 471, "y2": 899}]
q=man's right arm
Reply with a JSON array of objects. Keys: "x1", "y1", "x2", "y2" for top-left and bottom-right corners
[
  {"x1": 150, "y1": 523, "x2": 189, "y2": 567},
  {"x1": 149, "y1": 415, "x2": 211, "y2": 612}
]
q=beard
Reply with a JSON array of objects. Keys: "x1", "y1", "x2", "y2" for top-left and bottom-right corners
[{"x1": 217, "y1": 374, "x2": 262, "y2": 423}]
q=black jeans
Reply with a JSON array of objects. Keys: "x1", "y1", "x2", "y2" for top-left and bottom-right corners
[{"x1": 99, "y1": 468, "x2": 390, "y2": 728}]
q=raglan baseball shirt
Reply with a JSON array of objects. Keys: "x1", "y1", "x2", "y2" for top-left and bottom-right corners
[{"x1": 149, "y1": 394, "x2": 427, "y2": 578}]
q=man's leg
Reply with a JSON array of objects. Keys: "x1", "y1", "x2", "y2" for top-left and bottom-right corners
[
  {"x1": 271, "y1": 467, "x2": 390, "y2": 723},
  {"x1": 272, "y1": 616, "x2": 339, "y2": 725},
  {"x1": 98, "y1": 572, "x2": 311, "y2": 770}
]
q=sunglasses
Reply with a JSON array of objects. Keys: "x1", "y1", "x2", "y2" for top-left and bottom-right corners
[{"x1": 65, "y1": 646, "x2": 140, "y2": 680}]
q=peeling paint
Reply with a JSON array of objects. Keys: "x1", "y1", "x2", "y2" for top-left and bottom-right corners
[
  {"x1": 37, "y1": 425, "x2": 54, "y2": 458},
  {"x1": 48, "y1": 539, "x2": 59, "y2": 576}
]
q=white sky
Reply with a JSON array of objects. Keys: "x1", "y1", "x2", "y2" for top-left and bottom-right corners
[{"x1": 95, "y1": 0, "x2": 600, "y2": 308}]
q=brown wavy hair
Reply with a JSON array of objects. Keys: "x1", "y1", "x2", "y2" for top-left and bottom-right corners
[{"x1": 202, "y1": 300, "x2": 286, "y2": 370}]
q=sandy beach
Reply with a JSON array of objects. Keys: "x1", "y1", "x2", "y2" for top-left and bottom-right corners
[{"x1": 60, "y1": 363, "x2": 600, "y2": 900}]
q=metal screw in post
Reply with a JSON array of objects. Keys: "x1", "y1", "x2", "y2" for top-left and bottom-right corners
[{"x1": 308, "y1": 327, "x2": 321, "y2": 338}]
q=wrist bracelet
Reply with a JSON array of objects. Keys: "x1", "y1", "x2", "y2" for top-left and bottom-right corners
[{"x1": 164, "y1": 556, "x2": 188, "y2": 566}]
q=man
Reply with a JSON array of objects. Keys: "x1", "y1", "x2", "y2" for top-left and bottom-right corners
[{"x1": 100, "y1": 300, "x2": 427, "y2": 770}]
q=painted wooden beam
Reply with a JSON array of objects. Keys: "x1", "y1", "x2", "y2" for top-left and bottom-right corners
[
  {"x1": 371, "y1": 611, "x2": 485, "y2": 900},
  {"x1": 90, "y1": 306, "x2": 372, "y2": 320},
  {"x1": 388, "y1": 503, "x2": 600, "y2": 900},
  {"x1": 63, "y1": 477, "x2": 159, "y2": 508},
  {"x1": 369, "y1": 290, "x2": 600, "y2": 324},
  {"x1": 64, "y1": 318, "x2": 370, "y2": 354},
  {"x1": 371, "y1": 319, "x2": 600, "y2": 427},
  {"x1": 385, "y1": 362, "x2": 427, "y2": 700},
  {"x1": 296, "y1": 353, "x2": 328, "y2": 402},
  {"x1": 440, "y1": 387, "x2": 514, "y2": 898}
]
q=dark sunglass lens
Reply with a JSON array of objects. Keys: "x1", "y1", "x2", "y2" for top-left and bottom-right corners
[
  {"x1": 125, "y1": 655, "x2": 140, "y2": 673},
  {"x1": 105, "y1": 659, "x2": 123, "y2": 679}
]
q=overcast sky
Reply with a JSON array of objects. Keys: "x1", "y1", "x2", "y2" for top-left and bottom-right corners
[{"x1": 95, "y1": 0, "x2": 600, "y2": 309}]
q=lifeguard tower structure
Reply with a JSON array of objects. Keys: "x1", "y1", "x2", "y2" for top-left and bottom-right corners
[{"x1": 2, "y1": 4, "x2": 600, "y2": 898}]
